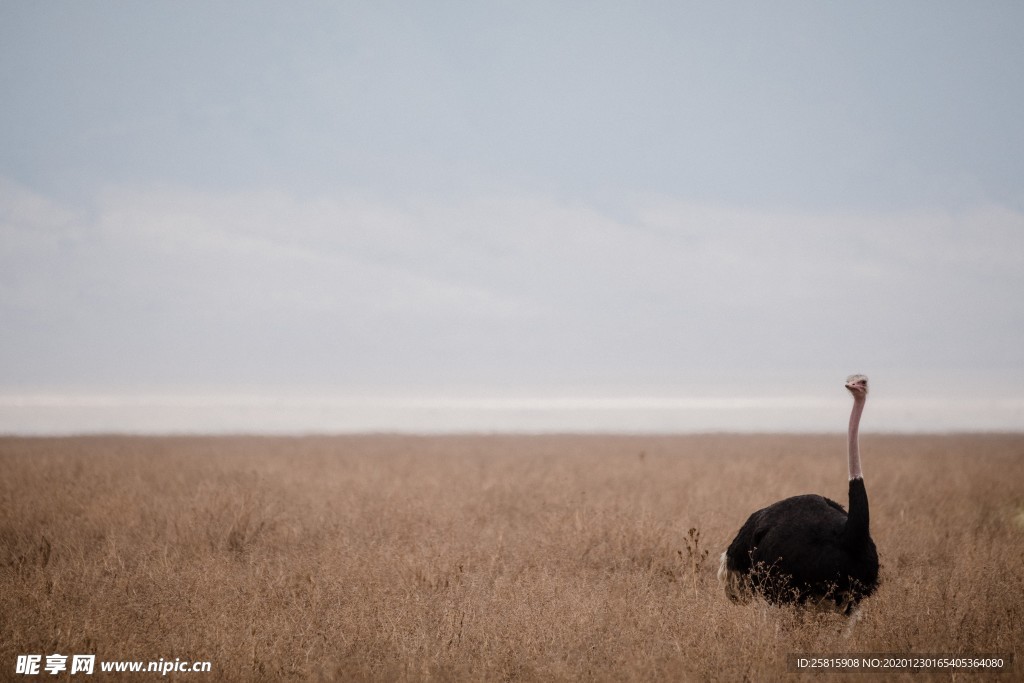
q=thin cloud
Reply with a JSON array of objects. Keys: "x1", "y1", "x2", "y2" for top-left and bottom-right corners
[{"x1": 3, "y1": 180, "x2": 1023, "y2": 396}]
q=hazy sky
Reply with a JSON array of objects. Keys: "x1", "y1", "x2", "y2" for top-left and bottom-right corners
[{"x1": 2, "y1": 2, "x2": 1023, "y2": 409}]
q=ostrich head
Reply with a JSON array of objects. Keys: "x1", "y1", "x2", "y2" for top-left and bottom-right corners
[{"x1": 845, "y1": 374, "x2": 869, "y2": 398}]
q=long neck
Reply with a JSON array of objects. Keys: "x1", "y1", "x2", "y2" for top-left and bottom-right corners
[
  {"x1": 847, "y1": 395, "x2": 865, "y2": 481},
  {"x1": 845, "y1": 394, "x2": 870, "y2": 544}
]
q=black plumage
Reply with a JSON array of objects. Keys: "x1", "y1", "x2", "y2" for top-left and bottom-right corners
[{"x1": 722, "y1": 479, "x2": 878, "y2": 611}]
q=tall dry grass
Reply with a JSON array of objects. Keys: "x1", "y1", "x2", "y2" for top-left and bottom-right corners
[{"x1": 2, "y1": 434, "x2": 1022, "y2": 681}]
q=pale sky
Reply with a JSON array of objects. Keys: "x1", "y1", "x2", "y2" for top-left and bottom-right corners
[{"x1": 2, "y1": 2, "x2": 1023, "y2": 430}]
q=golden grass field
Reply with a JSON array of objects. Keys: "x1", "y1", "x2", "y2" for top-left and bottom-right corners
[{"x1": 2, "y1": 434, "x2": 1022, "y2": 681}]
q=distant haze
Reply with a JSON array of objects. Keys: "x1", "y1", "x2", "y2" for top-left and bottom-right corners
[{"x1": 2, "y1": 3, "x2": 1023, "y2": 432}]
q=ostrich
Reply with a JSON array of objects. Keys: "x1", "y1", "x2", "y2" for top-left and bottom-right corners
[{"x1": 718, "y1": 375, "x2": 878, "y2": 613}]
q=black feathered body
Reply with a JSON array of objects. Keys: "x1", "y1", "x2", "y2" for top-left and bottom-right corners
[{"x1": 722, "y1": 479, "x2": 878, "y2": 611}]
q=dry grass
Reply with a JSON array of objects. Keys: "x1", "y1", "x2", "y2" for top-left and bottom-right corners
[{"x1": 2, "y1": 434, "x2": 1022, "y2": 681}]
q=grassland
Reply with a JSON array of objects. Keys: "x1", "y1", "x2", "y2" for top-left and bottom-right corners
[{"x1": 2, "y1": 434, "x2": 1022, "y2": 681}]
